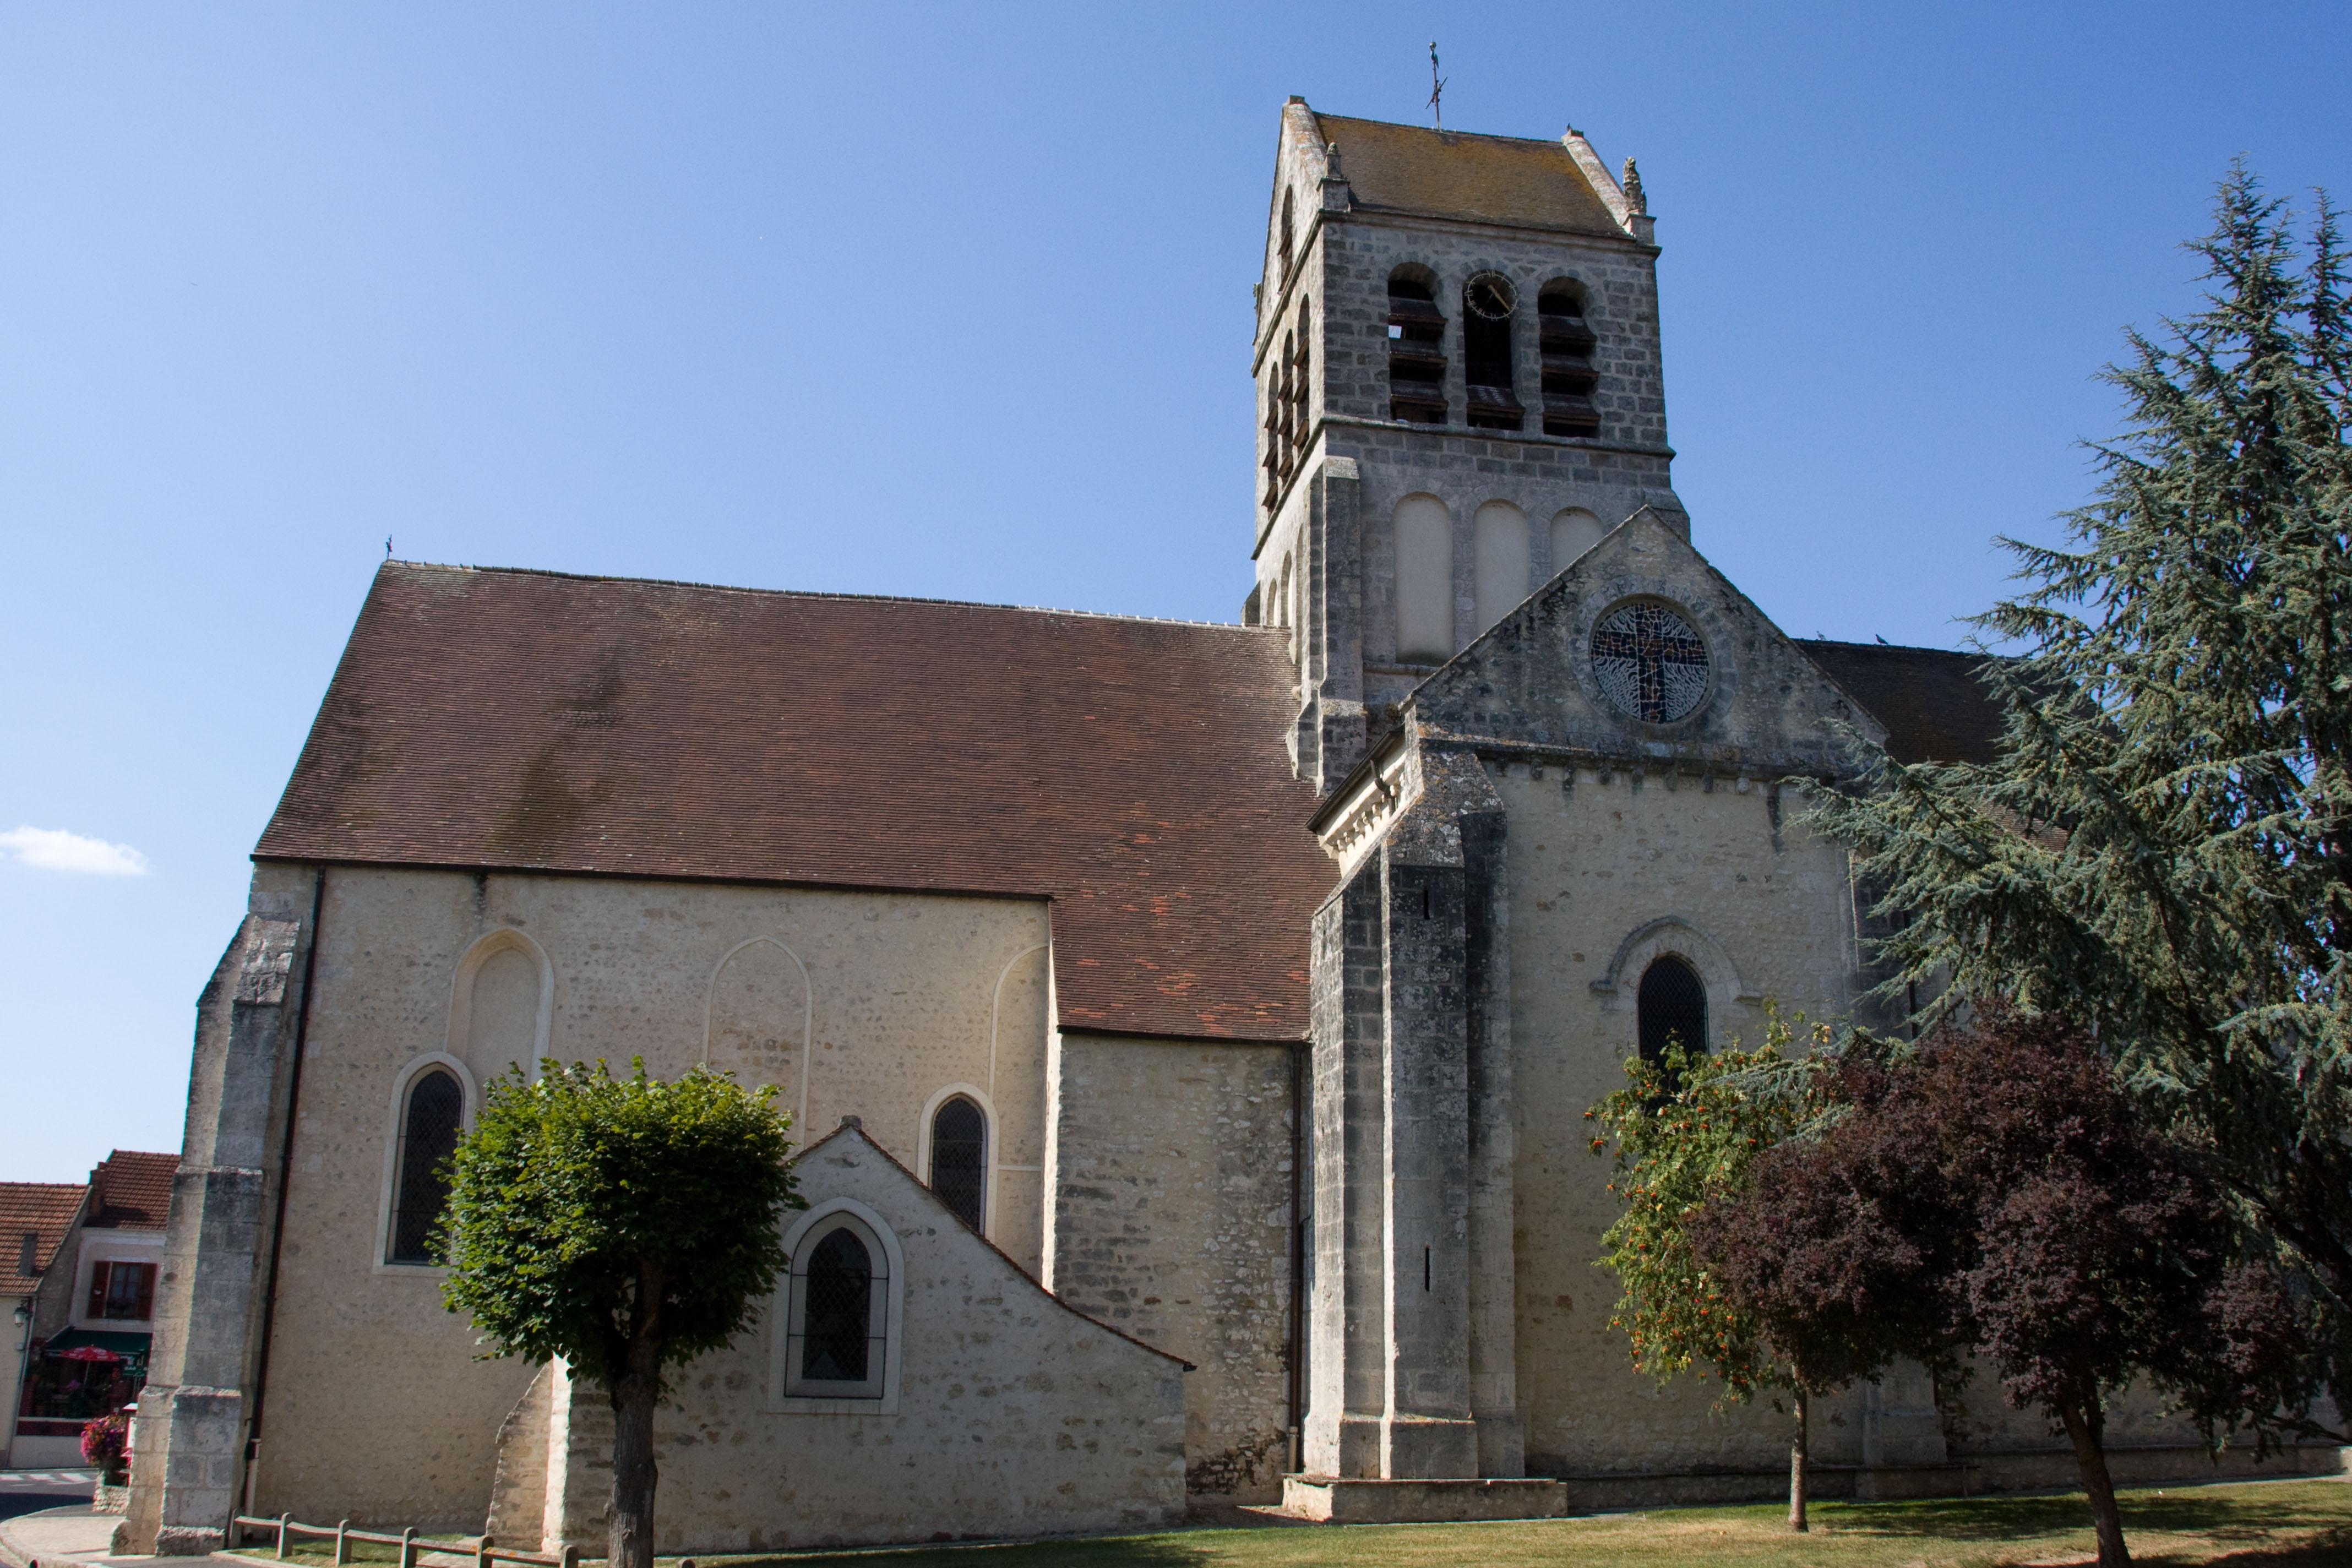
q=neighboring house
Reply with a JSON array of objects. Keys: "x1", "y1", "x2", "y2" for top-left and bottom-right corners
[
  {"x1": 8, "y1": 1151, "x2": 176, "y2": 1467},
  {"x1": 2, "y1": 1179, "x2": 89, "y2": 1465}
]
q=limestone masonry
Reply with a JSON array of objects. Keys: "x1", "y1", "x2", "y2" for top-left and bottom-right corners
[{"x1": 121, "y1": 100, "x2": 2342, "y2": 1555}]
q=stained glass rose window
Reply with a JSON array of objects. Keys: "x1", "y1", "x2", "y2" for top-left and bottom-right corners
[{"x1": 1592, "y1": 601, "x2": 1709, "y2": 722}]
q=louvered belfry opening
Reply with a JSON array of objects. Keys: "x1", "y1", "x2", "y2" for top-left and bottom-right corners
[
  {"x1": 1386, "y1": 275, "x2": 1447, "y2": 423},
  {"x1": 389, "y1": 1068, "x2": 462, "y2": 1263},
  {"x1": 799, "y1": 1227, "x2": 874, "y2": 1382},
  {"x1": 1637, "y1": 955, "x2": 1709, "y2": 1065},
  {"x1": 929, "y1": 1095, "x2": 987, "y2": 1232},
  {"x1": 1462, "y1": 272, "x2": 1523, "y2": 431},
  {"x1": 1539, "y1": 284, "x2": 1601, "y2": 437}
]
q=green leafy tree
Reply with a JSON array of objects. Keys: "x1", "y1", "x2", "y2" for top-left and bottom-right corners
[
  {"x1": 439, "y1": 1060, "x2": 802, "y2": 1568},
  {"x1": 1809, "y1": 165, "x2": 2352, "y2": 1393},
  {"x1": 1588, "y1": 1008, "x2": 1856, "y2": 1531}
]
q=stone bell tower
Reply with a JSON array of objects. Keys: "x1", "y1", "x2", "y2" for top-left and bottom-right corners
[{"x1": 1246, "y1": 99, "x2": 1687, "y2": 793}]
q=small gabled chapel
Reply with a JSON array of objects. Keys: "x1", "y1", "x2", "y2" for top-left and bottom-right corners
[{"x1": 122, "y1": 100, "x2": 2293, "y2": 1556}]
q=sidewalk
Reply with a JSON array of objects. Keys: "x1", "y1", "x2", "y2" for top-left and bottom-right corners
[{"x1": 0, "y1": 1504, "x2": 130, "y2": 1568}]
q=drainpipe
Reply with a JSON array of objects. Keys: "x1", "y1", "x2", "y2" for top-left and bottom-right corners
[{"x1": 238, "y1": 865, "x2": 328, "y2": 1520}]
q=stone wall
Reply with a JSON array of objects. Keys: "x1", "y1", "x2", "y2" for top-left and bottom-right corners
[
  {"x1": 519, "y1": 1129, "x2": 1186, "y2": 1553},
  {"x1": 240, "y1": 865, "x2": 1056, "y2": 1531},
  {"x1": 1044, "y1": 1035, "x2": 1297, "y2": 1501}
]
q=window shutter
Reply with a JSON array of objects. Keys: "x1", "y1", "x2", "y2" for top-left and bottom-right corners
[
  {"x1": 87, "y1": 1264, "x2": 110, "y2": 1320},
  {"x1": 132, "y1": 1264, "x2": 156, "y2": 1320}
]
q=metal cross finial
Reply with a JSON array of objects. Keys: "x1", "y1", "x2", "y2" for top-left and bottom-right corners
[{"x1": 1428, "y1": 42, "x2": 1445, "y2": 130}]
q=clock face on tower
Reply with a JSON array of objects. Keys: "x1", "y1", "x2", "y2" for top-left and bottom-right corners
[
  {"x1": 1464, "y1": 271, "x2": 1517, "y2": 320},
  {"x1": 1591, "y1": 600, "x2": 1710, "y2": 723}
]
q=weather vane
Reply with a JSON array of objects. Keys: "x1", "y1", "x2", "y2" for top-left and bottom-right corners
[{"x1": 1428, "y1": 41, "x2": 1446, "y2": 129}]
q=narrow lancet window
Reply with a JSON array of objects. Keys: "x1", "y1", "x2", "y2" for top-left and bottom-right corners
[
  {"x1": 929, "y1": 1096, "x2": 987, "y2": 1232},
  {"x1": 1637, "y1": 956, "x2": 1708, "y2": 1065},
  {"x1": 800, "y1": 1228, "x2": 874, "y2": 1382},
  {"x1": 389, "y1": 1068, "x2": 462, "y2": 1264}
]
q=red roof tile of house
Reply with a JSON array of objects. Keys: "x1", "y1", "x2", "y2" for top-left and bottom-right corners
[
  {"x1": 255, "y1": 563, "x2": 1337, "y2": 1042},
  {"x1": 0, "y1": 1183, "x2": 88, "y2": 1296},
  {"x1": 88, "y1": 1151, "x2": 177, "y2": 1231}
]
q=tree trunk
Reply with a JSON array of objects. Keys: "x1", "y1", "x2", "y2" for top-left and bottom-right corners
[
  {"x1": 606, "y1": 1265, "x2": 665, "y2": 1568},
  {"x1": 1788, "y1": 1386, "x2": 1809, "y2": 1533},
  {"x1": 2057, "y1": 1398, "x2": 2129, "y2": 1567}
]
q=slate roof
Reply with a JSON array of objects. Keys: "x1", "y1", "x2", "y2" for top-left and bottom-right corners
[
  {"x1": 87, "y1": 1150, "x2": 177, "y2": 1231},
  {"x1": 1311, "y1": 113, "x2": 1626, "y2": 235},
  {"x1": 256, "y1": 563, "x2": 1336, "y2": 1042},
  {"x1": 0, "y1": 1183, "x2": 86, "y2": 1297},
  {"x1": 1796, "y1": 640, "x2": 2006, "y2": 766}
]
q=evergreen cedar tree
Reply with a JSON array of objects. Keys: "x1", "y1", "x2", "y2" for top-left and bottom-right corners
[
  {"x1": 1585, "y1": 1008, "x2": 1847, "y2": 1532},
  {"x1": 438, "y1": 1060, "x2": 803, "y2": 1568},
  {"x1": 1808, "y1": 165, "x2": 2352, "y2": 1404},
  {"x1": 1694, "y1": 1011, "x2": 2312, "y2": 1567}
]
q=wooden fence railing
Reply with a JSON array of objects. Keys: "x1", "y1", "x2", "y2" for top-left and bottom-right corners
[{"x1": 228, "y1": 1515, "x2": 586, "y2": 1568}]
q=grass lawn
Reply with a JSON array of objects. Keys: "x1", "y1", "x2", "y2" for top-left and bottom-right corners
[
  {"x1": 247, "y1": 1477, "x2": 2352, "y2": 1568},
  {"x1": 710, "y1": 1477, "x2": 2352, "y2": 1567}
]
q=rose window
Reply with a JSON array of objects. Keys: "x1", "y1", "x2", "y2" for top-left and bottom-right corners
[{"x1": 1591, "y1": 601, "x2": 1709, "y2": 722}]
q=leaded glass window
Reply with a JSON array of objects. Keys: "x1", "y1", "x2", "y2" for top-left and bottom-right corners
[
  {"x1": 1592, "y1": 601, "x2": 1709, "y2": 722},
  {"x1": 389, "y1": 1068, "x2": 462, "y2": 1264},
  {"x1": 929, "y1": 1096, "x2": 986, "y2": 1232},
  {"x1": 800, "y1": 1229, "x2": 873, "y2": 1381},
  {"x1": 783, "y1": 1214, "x2": 890, "y2": 1400}
]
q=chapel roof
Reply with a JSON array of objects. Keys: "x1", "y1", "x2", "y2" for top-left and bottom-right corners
[
  {"x1": 255, "y1": 563, "x2": 1336, "y2": 1043},
  {"x1": 0, "y1": 1182, "x2": 87, "y2": 1296},
  {"x1": 1309, "y1": 112, "x2": 1626, "y2": 235},
  {"x1": 87, "y1": 1150, "x2": 177, "y2": 1231},
  {"x1": 1795, "y1": 640, "x2": 2006, "y2": 766}
]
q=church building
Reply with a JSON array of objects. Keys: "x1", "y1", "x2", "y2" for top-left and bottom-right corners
[{"x1": 123, "y1": 101, "x2": 2311, "y2": 1555}]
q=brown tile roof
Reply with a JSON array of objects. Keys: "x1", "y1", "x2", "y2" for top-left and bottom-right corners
[
  {"x1": 1312, "y1": 113, "x2": 1626, "y2": 235},
  {"x1": 88, "y1": 1151, "x2": 177, "y2": 1231},
  {"x1": 1796, "y1": 641, "x2": 2007, "y2": 766},
  {"x1": 256, "y1": 564, "x2": 1336, "y2": 1042},
  {"x1": 0, "y1": 1183, "x2": 87, "y2": 1296}
]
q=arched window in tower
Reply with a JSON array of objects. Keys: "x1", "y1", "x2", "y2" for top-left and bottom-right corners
[
  {"x1": 1276, "y1": 330, "x2": 1298, "y2": 488},
  {"x1": 1278, "y1": 187, "x2": 1295, "y2": 275},
  {"x1": 1637, "y1": 955, "x2": 1708, "y2": 1065},
  {"x1": 928, "y1": 1096, "x2": 987, "y2": 1233},
  {"x1": 388, "y1": 1068, "x2": 462, "y2": 1264},
  {"x1": 1462, "y1": 271, "x2": 1523, "y2": 431},
  {"x1": 1538, "y1": 281, "x2": 1600, "y2": 437},
  {"x1": 1385, "y1": 271, "x2": 1447, "y2": 423},
  {"x1": 1289, "y1": 301, "x2": 1312, "y2": 465},
  {"x1": 1262, "y1": 376, "x2": 1282, "y2": 513}
]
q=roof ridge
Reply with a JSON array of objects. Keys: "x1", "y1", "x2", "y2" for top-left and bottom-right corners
[
  {"x1": 384, "y1": 560, "x2": 1264, "y2": 634},
  {"x1": 1795, "y1": 636, "x2": 1979, "y2": 655},
  {"x1": 1313, "y1": 111, "x2": 1571, "y2": 149}
]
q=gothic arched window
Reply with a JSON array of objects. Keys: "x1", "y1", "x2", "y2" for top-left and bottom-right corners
[
  {"x1": 929, "y1": 1096, "x2": 987, "y2": 1233},
  {"x1": 1279, "y1": 187, "x2": 1295, "y2": 274},
  {"x1": 1637, "y1": 955, "x2": 1709, "y2": 1065},
  {"x1": 784, "y1": 1213, "x2": 890, "y2": 1400},
  {"x1": 389, "y1": 1068, "x2": 463, "y2": 1264}
]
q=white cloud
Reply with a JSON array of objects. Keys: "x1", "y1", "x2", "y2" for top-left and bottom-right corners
[{"x1": 0, "y1": 826, "x2": 151, "y2": 876}]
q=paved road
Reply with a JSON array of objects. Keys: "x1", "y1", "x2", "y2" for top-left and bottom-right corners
[{"x1": 0, "y1": 1473, "x2": 99, "y2": 1523}]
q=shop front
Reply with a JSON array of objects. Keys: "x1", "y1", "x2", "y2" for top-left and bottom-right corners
[{"x1": 13, "y1": 1329, "x2": 149, "y2": 1467}]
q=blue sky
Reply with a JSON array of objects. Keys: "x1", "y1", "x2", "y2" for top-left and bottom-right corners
[{"x1": 3, "y1": 3, "x2": 2348, "y2": 1179}]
